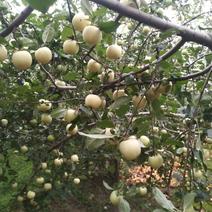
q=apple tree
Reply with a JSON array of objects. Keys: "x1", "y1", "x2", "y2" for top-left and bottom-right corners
[{"x1": 0, "y1": 0, "x2": 212, "y2": 211}]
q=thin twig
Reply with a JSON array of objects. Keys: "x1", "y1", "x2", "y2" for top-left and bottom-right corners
[{"x1": 40, "y1": 65, "x2": 76, "y2": 90}]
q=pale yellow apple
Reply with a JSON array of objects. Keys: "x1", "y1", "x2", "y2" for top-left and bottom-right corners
[
  {"x1": 63, "y1": 39, "x2": 79, "y2": 55},
  {"x1": 106, "y1": 44, "x2": 122, "y2": 60},
  {"x1": 148, "y1": 154, "x2": 163, "y2": 169},
  {"x1": 119, "y1": 137, "x2": 141, "y2": 160},
  {"x1": 85, "y1": 94, "x2": 102, "y2": 109},
  {"x1": 87, "y1": 59, "x2": 101, "y2": 73},
  {"x1": 64, "y1": 109, "x2": 78, "y2": 122},
  {"x1": 0, "y1": 45, "x2": 7, "y2": 61},
  {"x1": 12, "y1": 50, "x2": 32, "y2": 70},
  {"x1": 72, "y1": 13, "x2": 91, "y2": 32},
  {"x1": 41, "y1": 114, "x2": 52, "y2": 125},
  {"x1": 112, "y1": 89, "x2": 127, "y2": 100},
  {"x1": 82, "y1": 26, "x2": 102, "y2": 46},
  {"x1": 35, "y1": 47, "x2": 52, "y2": 64}
]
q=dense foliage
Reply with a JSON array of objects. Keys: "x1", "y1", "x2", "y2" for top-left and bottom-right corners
[{"x1": 0, "y1": 0, "x2": 212, "y2": 211}]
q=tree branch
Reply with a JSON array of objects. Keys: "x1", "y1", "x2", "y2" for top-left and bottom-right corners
[
  {"x1": 111, "y1": 63, "x2": 212, "y2": 88},
  {"x1": 40, "y1": 65, "x2": 76, "y2": 90},
  {"x1": 97, "y1": 39, "x2": 186, "y2": 92},
  {"x1": 89, "y1": 0, "x2": 212, "y2": 50},
  {"x1": 158, "y1": 39, "x2": 186, "y2": 62},
  {"x1": 0, "y1": 6, "x2": 34, "y2": 37}
]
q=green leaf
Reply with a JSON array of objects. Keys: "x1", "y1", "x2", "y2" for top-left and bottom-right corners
[
  {"x1": 61, "y1": 26, "x2": 73, "y2": 41},
  {"x1": 51, "y1": 108, "x2": 66, "y2": 118},
  {"x1": 85, "y1": 138, "x2": 105, "y2": 150},
  {"x1": 81, "y1": 0, "x2": 92, "y2": 15},
  {"x1": 99, "y1": 21, "x2": 120, "y2": 33},
  {"x1": 103, "y1": 180, "x2": 113, "y2": 190},
  {"x1": 78, "y1": 131, "x2": 114, "y2": 139},
  {"x1": 0, "y1": 183, "x2": 14, "y2": 211},
  {"x1": 7, "y1": 152, "x2": 33, "y2": 185},
  {"x1": 151, "y1": 99, "x2": 164, "y2": 119},
  {"x1": 26, "y1": 0, "x2": 57, "y2": 12},
  {"x1": 97, "y1": 119, "x2": 114, "y2": 128},
  {"x1": 42, "y1": 24, "x2": 55, "y2": 43},
  {"x1": 118, "y1": 197, "x2": 131, "y2": 212},
  {"x1": 152, "y1": 187, "x2": 179, "y2": 212},
  {"x1": 183, "y1": 192, "x2": 196, "y2": 212},
  {"x1": 109, "y1": 96, "x2": 131, "y2": 110}
]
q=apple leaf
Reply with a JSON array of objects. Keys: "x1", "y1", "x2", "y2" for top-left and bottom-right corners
[
  {"x1": 118, "y1": 197, "x2": 131, "y2": 212},
  {"x1": 103, "y1": 180, "x2": 113, "y2": 190},
  {"x1": 183, "y1": 192, "x2": 196, "y2": 212},
  {"x1": 25, "y1": 0, "x2": 57, "y2": 13},
  {"x1": 78, "y1": 131, "x2": 114, "y2": 139},
  {"x1": 42, "y1": 24, "x2": 55, "y2": 43},
  {"x1": 99, "y1": 21, "x2": 120, "y2": 33},
  {"x1": 152, "y1": 187, "x2": 179, "y2": 212}
]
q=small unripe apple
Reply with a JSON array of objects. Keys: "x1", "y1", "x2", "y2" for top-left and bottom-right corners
[
  {"x1": 82, "y1": 26, "x2": 102, "y2": 46},
  {"x1": 27, "y1": 191, "x2": 36, "y2": 199},
  {"x1": 45, "y1": 169, "x2": 51, "y2": 174},
  {"x1": 87, "y1": 59, "x2": 101, "y2": 73},
  {"x1": 30, "y1": 119, "x2": 38, "y2": 125},
  {"x1": 119, "y1": 137, "x2": 141, "y2": 160},
  {"x1": 140, "y1": 135, "x2": 150, "y2": 147},
  {"x1": 20, "y1": 145, "x2": 28, "y2": 153},
  {"x1": 71, "y1": 154, "x2": 79, "y2": 162},
  {"x1": 66, "y1": 124, "x2": 78, "y2": 135},
  {"x1": 12, "y1": 182, "x2": 18, "y2": 189},
  {"x1": 41, "y1": 114, "x2": 52, "y2": 125},
  {"x1": 35, "y1": 47, "x2": 52, "y2": 64},
  {"x1": 17, "y1": 196, "x2": 24, "y2": 202},
  {"x1": 73, "y1": 178, "x2": 80, "y2": 184},
  {"x1": 132, "y1": 95, "x2": 147, "y2": 109},
  {"x1": 47, "y1": 135, "x2": 55, "y2": 142},
  {"x1": 0, "y1": 45, "x2": 7, "y2": 61},
  {"x1": 72, "y1": 13, "x2": 91, "y2": 32},
  {"x1": 148, "y1": 154, "x2": 163, "y2": 169},
  {"x1": 54, "y1": 158, "x2": 63, "y2": 166},
  {"x1": 12, "y1": 50, "x2": 32, "y2": 70},
  {"x1": 44, "y1": 183, "x2": 52, "y2": 191},
  {"x1": 41, "y1": 162, "x2": 47, "y2": 169},
  {"x1": 106, "y1": 44, "x2": 122, "y2": 60},
  {"x1": 55, "y1": 79, "x2": 66, "y2": 87},
  {"x1": 112, "y1": 89, "x2": 127, "y2": 100},
  {"x1": 63, "y1": 39, "x2": 79, "y2": 55},
  {"x1": 110, "y1": 190, "x2": 121, "y2": 205},
  {"x1": 142, "y1": 26, "x2": 151, "y2": 34},
  {"x1": 64, "y1": 109, "x2": 78, "y2": 123},
  {"x1": 1, "y1": 119, "x2": 8, "y2": 127},
  {"x1": 161, "y1": 129, "x2": 167, "y2": 134},
  {"x1": 36, "y1": 177, "x2": 45, "y2": 184},
  {"x1": 139, "y1": 186, "x2": 147, "y2": 196},
  {"x1": 37, "y1": 99, "x2": 52, "y2": 112},
  {"x1": 182, "y1": 147, "x2": 187, "y2": 153},
  {"x1": 85, "y1": 94, "x2": 102, "y2": 109},
  {"x1": 153, "y1": 126, "x2": 159, "y2": 134},
  {"x1": 99, "y1": 70, "x2": 115, "y2": 82}
]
